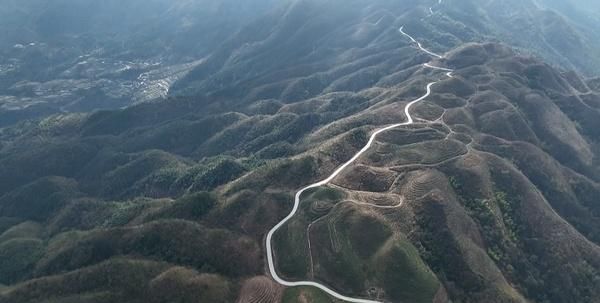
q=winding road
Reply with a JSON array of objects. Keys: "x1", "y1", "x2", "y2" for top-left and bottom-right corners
[
  {"x1": 399, "y1": 26, "x2": 443, "y2": 59},
  {"x1": 265, "y1": 26, "x2": 454, "y2": 303}
]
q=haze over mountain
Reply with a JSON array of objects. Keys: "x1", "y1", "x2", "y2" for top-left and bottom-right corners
[
  {"x1": 0, "y1": 1, "x2": 599, "y2": 303},
  {"x1": 2, "y1": 0, "x2": 600, "y2": 128},
  {"x1": 0, "y1": 0, "x2": 281, "y2": 126}
]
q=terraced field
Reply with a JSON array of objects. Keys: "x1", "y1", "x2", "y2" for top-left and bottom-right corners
[
  {"x1": 399, "y1": 170, "x2": 450, "y2": 202},
  {"x1": 365, "y1": 139, "x2": 468, "y2": 167},
  {"x1": 238, "y1": 276, "x2": 284, "y2": 303}
]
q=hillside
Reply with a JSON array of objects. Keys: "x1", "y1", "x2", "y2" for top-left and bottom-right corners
[
  {"x1": 0, "y1": 0, "x2": 599, "y2": 303},
  {"x1": 171, "y1": 0, "x2": 600, "y2": 99}
]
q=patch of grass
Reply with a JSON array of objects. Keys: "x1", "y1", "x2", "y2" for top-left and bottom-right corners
[
  {"x1": 189, "y1": 157, "x2": 246, "y2": 192},
  {"x1": 228, "y1": 156, "x2": 317, "y2": 193},
  {"x1": 99, "y1": 150, "x2": 188, "y2": 198},
  {"x1": 376, "y1": 239, "x2": 440, "y2": 303},
  {"x1": 273, "y1": 218, "x2": 310, "y2": 278},
  {"x1": 316, "y1": 224, "x2": 367, "y2": 291},
  {"x1": 0, "y1": 221, "x2": 43, "y2": 244},
  {"x1": 150, "y1": 192, "x2": 217, "y2": 221},
  {"x1": 129, "y1": 167, "x2": 185, "y2": 198},
  {"x1": 308, "y1": 187, "x2": 345, "y2": 202},
  {"x1": 256, "y1": 142, "x2": 295, "y2": 159},
  {"x1": 148, "y1": 267, "x2": 232, "y2": 303},
  {"x1": 370, "y1": 139, "x2": 467, "y2": 166},
  {"x1": 282, "y1": 286, "x2": 334, "y2": 303},
  {"x1": 102, "y1": 201, "x2": 148, "y2": 228},
  {"x1": 347, "y1": 215, "x2": 391, "y2": 259}
]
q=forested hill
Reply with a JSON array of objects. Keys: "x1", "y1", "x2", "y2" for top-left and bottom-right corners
[{"x1": 0, "y1": 1, "x2": 599, "y2": 303}]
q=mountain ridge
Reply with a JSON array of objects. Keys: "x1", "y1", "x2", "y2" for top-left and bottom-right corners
[{"x1": 0, "y1": 1, "x2": 599, "y2": 303}]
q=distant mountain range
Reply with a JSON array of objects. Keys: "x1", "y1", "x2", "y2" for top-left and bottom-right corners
[
  {"x1": 1, "y1": 0, "x2": 599, "y2": 128},
  {"x1": 0, "y1": 0, "x2": 281, "y2": 126}
]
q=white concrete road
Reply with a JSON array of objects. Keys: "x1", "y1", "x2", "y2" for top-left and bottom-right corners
[{"x1": 265, "y1": 26, "x2": 454, "y2": 303}]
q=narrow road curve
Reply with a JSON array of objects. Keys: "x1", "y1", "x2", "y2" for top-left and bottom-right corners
[
  {"x1": 399, "y1": 26, "x2": 442, "y2": 59},
  {"x1": 265, "y1": 26, "x2": 454, "y2": 303}
]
